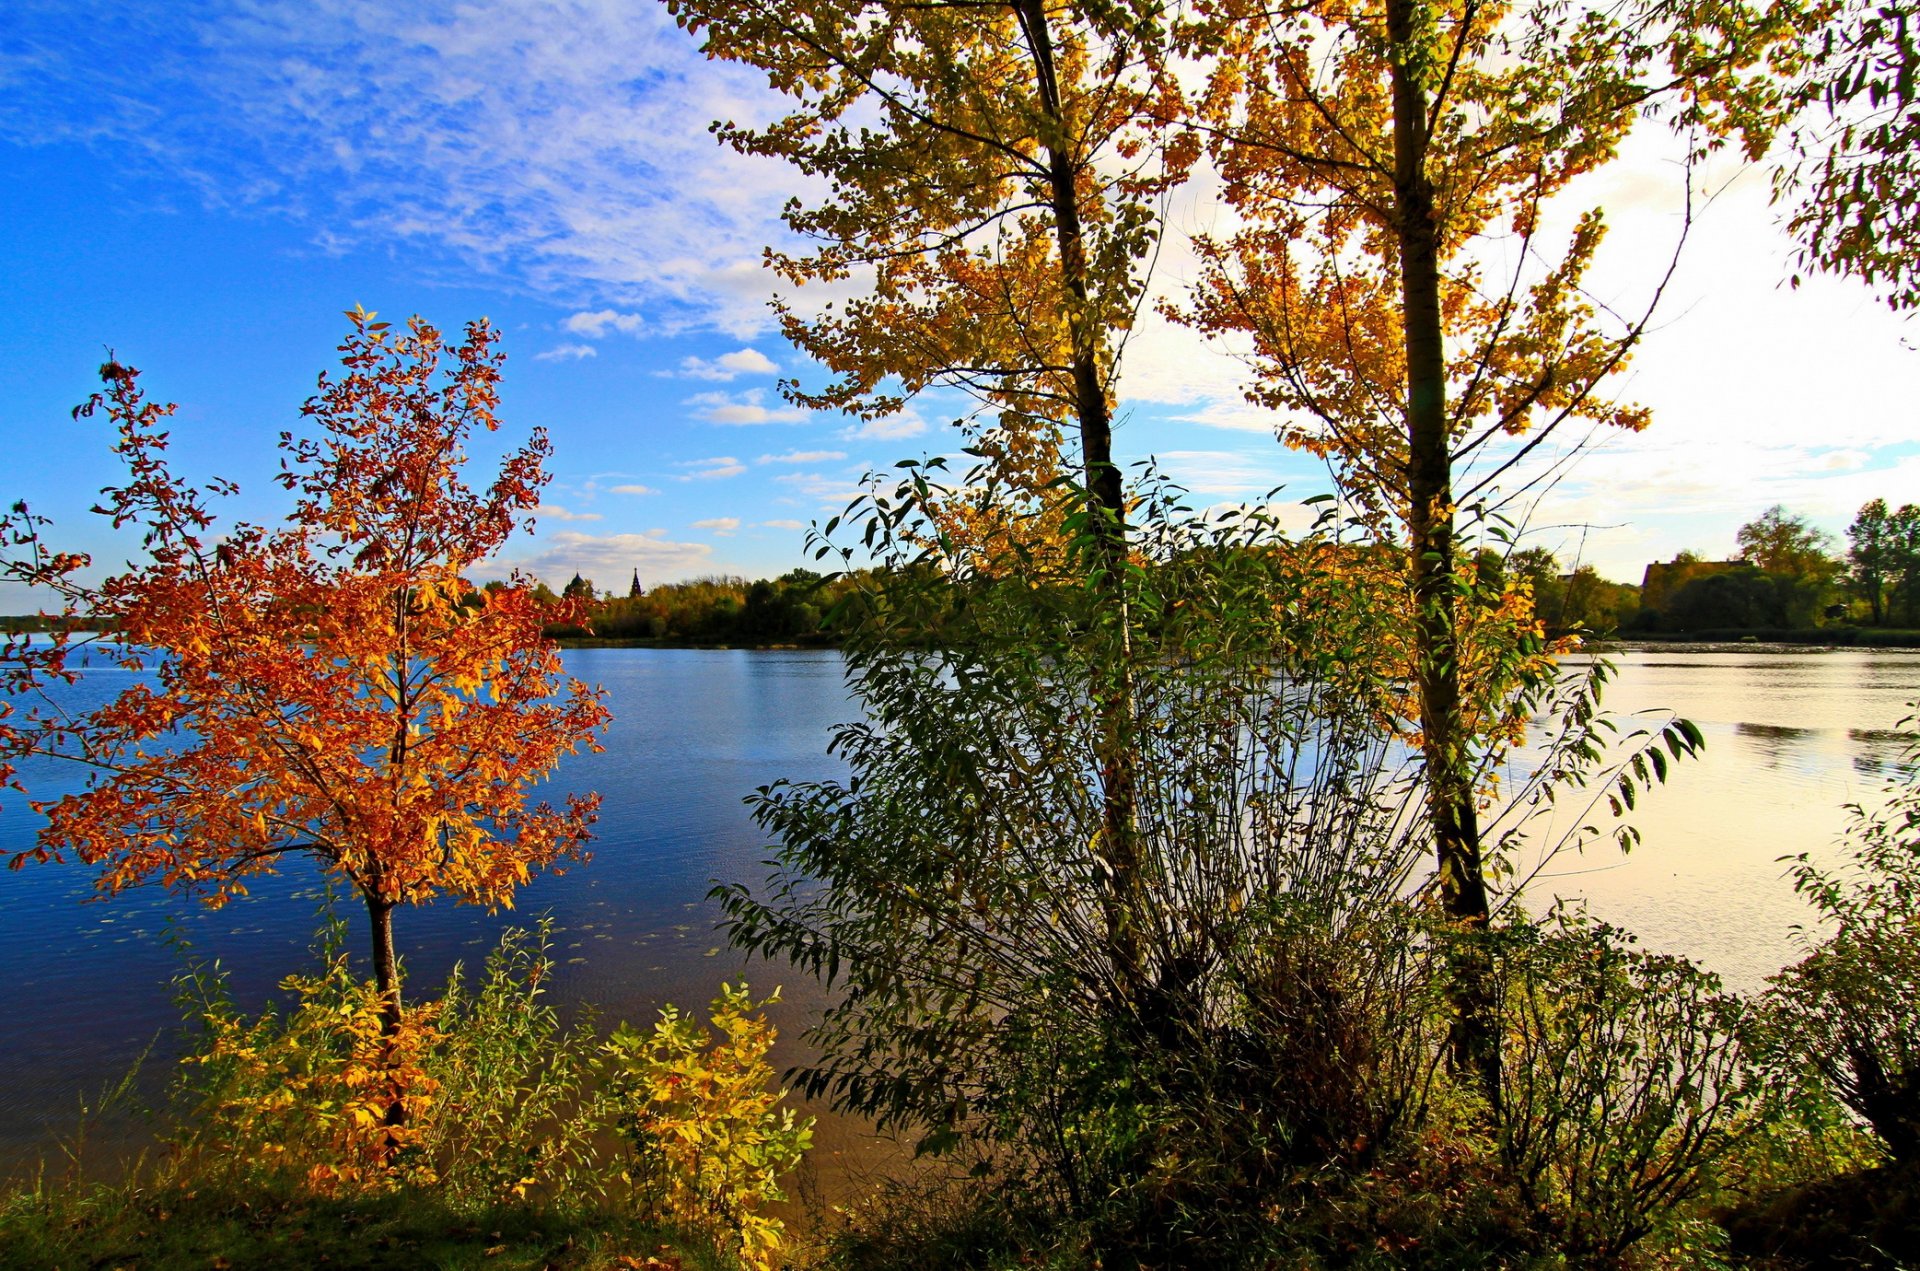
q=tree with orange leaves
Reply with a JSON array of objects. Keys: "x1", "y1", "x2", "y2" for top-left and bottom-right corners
[{"x1": 0, "y1": 309, "x2": 609, "y2": 1034}]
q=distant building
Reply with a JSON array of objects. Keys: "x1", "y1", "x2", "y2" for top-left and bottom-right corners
[
  {"x1": 629, "y1": 569, "x2": 645, "y2": 599},
  {"x1": 1639, "y1": 557, "x2": 1750, "y2": 614}
]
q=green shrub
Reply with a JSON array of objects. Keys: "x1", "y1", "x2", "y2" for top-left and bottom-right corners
[
  {"x1": 1493, "y1": 914, "x2": 1750, "y2": 1265},
  {"x1": 593, "y1": 982, "x2": 814, "y2": 1271},
  {"x1": 1762, "y1": 712, "x2": 1920, "y2": 1164}
]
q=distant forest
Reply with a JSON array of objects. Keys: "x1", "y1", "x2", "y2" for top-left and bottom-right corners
[
  {"x1": 10, "y1": 495, "x2": 1917, "y2": 645},
  {"x1": 523, "y1": 568, "x2": 865, "y2": 645}
]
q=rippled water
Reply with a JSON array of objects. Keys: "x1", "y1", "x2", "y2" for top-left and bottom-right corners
[
  {"x1": 1, "y1": 644, "x2": 1915, "y2": 1171},
  {"x1": 1514, "y1": 648, "x2": 1920, "y2": 991},
  {"x1": 0, "y1": 648, "x2": 856, "y2": 1167}
]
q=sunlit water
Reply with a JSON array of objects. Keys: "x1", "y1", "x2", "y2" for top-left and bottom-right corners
[
  {"x1": 1, "y1": 644, "x2": 1915, "y2": 1176},
  {"x1": 1513, "y1": 648, "x2": 1920, "y2": 991}
]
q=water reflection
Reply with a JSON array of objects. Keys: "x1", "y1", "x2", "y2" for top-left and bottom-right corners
[
  {"x1": 1526, "y1": 648, "x2": 1920, "y2": 994},
  {"x1": 2, "y1": 645, "x2": 1918, "y2": 1173},
  {"x1": 1733, "y1": 720, "x2": 1814, "y2": 768}
]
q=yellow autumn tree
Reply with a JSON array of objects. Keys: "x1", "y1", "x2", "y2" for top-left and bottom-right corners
[
  {"x1": 1177, "y1": 0, "x2": 1800, "y2": 1089},
  {"x1": 667, "y1": 0, "x2": 1198, "y2": 1003}
]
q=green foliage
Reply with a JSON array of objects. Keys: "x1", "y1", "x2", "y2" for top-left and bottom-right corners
[
  {"x1": 548, "y1": 568, "x2": 868, "y2": 644},
  {"x1": 1782, "y1": 0, "x2": 1920, "y2": 309},
  {"x1": 1493, "y1": 913, "x2": 1752, "y2": 1263},
  {"x1": 1507, "y1": 551, "x2": 1643, "y2": 637},
  {"x1": 1846, "y1": 498, "x2": 1920, "y2": 626},
  {"x1": 1663, "y1": 566, "x2": 1785, "y2": 632},
  {"x1": 169, "y1": 916, "x2": 605, "y2": 1203},
  {"x1": 593, "y1": 983, "x2": 814, "y2": 1271},
  {"x1": 719, "y1": 472, "x2": 1444, "y2": 1254},
  {"x1": 1761, "y1": 709, "x2": 1920, "y2": 1164}
]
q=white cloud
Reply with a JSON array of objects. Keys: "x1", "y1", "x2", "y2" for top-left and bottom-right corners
[
  {"x1": 532, "y1": 342, "x2": 598, "y2": 362},
  {"x1": 608, "y1": 483, "x2": 657, "y2": 495},
  {"x1": 774, "y1": 470, "x2": 870, "y2": 507},
  {"x1": 686, "y1": 387, "x2": 809, "y2": 425},
  {"x1": 840, "y1": 410, "x2": 930, "y2": 441},
  {"x1": 509, "y1": 530, "x2": 714, "y2": 585},
  {"x1": 1172, "y1": 398, "x2": 1282, "y2": 435},
  {"x1": 533, "y1": 502, "x2": 603, "y2": 522},
  {"x1": 692, "y1": 517, "x2": 741, "y2": 534},
  {"x1": 758, "y1": 449, "x2": 846, "y2": 465},
  {"x1": 1153, "y1": 450, "x2": 1290, "y2": 498},
  {"x1": 758, "y1": 518, "x2": 806, "y2": 530},
  {"x1": 4, "y1": 2, "x2": 812, "y2": 336},
  {"x1": 563, "y1": 309, "x2": 645, "y2": 339},
  {"x1": 663, "y1": 348, "x2": 780, "y2": 380},
  {"x1": 676, "y1": 456, "x2": 747, "y2": 481}
]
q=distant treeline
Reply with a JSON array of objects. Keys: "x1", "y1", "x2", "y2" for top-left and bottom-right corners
[
  {"x1": 525, "y1": 568, "x2": 870, "y2": 645},
  {"x1": 0, "y1": 614, "x2": 108, "y2": 635}
]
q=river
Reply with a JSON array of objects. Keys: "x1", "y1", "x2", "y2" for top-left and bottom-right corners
[{"x1": 1, "y1": 644, "x2": 1915, "y2": 1176}]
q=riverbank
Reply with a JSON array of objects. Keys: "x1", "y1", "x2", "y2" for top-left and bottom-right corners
[
  {"x1": 0, "y1": 1179, "x2": 717, "y2": 1271},
  {"x1": 1589, "y1": 627, "x2": 1920, "y2": 650}
]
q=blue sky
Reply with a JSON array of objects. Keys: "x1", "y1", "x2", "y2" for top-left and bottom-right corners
[{"x1": 3, "y1": 0, "x2": 1917, "y2": 604}]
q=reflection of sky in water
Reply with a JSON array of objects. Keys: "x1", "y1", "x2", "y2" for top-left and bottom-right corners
[
  {"x1": 1513, "y1": 650, "x2": 1920, "y2": 995},
  {"x1": 0, "y1": 649, "x2": 859, "y2": 1167},
  {"x1": 4, "y1": 645, "x2": 1918, "y2": 1172}
]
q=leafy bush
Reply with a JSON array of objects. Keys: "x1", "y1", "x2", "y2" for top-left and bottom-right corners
[
  {"x1": 593, "y1": 983, "x2": 813, "y2": 1271},
  {"x1": 166, "y1": 919, "x2": 810, "y2": 1268},
  {"x1": 719, "y1": 471, "x2": 1505, "y2": 1262},
  {"x1": 1494, "y1": 914, "x2": 1750, "y2": 1264},
  {"x1": 171, "y1": 920, "x2": 453, "y2": 1196},
  {"x1": 172, "y1": 918, "x2": 609, "y2": 1204},
  {"x1": 1763, "y1": 713, "x2": 1920, "y2": 1164}
]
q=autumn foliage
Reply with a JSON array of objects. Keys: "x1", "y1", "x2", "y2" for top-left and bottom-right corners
[{"x1": 0, "y1": 309, "x2": 609, "y2": 1023}]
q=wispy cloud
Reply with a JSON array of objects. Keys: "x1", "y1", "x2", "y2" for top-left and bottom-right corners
[
  {"x1": 839, "y1": 410, "x2": 930, "y2": 441},
  {"x1": 758, "y1": 518, "x2": 806, "y2": 530},
  {"x1": 663, "y1": 348, "x2": 779, "y2": 380},
  {"x1": 692, "y1": 517, "x2": 741, "y2": 534},
  {"x1": 1, "y1": 0, "x2": 810, "y2": 336},
  {"x1": 773, "y1": 470, "x2": 869, "y2": 507},
  {"x1": 687, "y1": 388, "x2": 808, "y2": 426},
  {"x1": 533, "y1": 342, "x2": 598, "y2": 362},
  {"x1": 534, "y1": 502, "x2": 603, "y2": 522},
  {"x1": 608, "y1": 482, "x2": 657, "y2": 495},
  {"x1": 676, "y1": 456, "x2": 747, "y2": 481},
  {"x1": 1153, "y1": 450, "x2": 1290, "y2": 498},
  {"x1": 758, "y1": 449, "x2": 846, "y2": 465},
  {"x1": 563, "y1": 310, "x2": 645, "y2": 338}
]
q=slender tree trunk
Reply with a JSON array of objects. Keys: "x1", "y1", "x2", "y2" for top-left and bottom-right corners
[
  {"x1": 1018, "y1": 0, "x2": 1146, "y2": 1008},
  {"x1": 365, "y1": 889, "x2": 409, "y2": 1137},
  {"x1": 367, "y1": 891, "x2": 402, "y2": 1035},
  {"x1": 1387, "y1": 0, "x2": 1500, "y2": 1103}
]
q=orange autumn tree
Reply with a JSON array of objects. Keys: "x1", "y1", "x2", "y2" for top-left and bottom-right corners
[{"x1": 0, "y1": 309, "x2": 609, "y2": 1034}]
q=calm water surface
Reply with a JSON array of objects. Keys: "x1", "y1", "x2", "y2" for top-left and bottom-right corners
[{"x1": 1, "y1": 645, "x2": 1916, "y2": 1171}]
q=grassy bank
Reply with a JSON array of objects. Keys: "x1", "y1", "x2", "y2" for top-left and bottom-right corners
[{"x1": 0, "y1": 1175, "x2": 715, "y2": 1271}]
